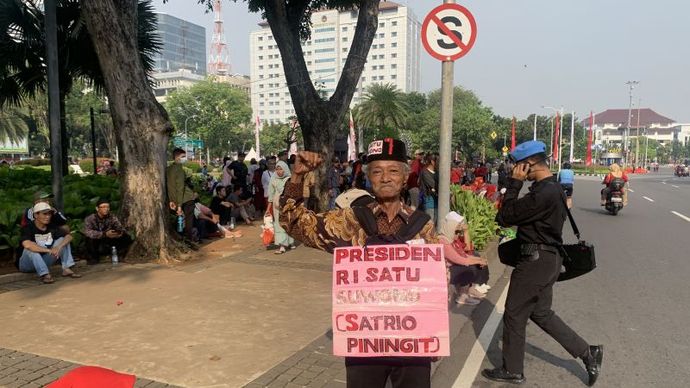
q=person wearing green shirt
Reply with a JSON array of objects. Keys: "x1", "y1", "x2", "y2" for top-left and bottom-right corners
[{"x1": 166, "y1": 148, "x2": 198, "y2": 242}]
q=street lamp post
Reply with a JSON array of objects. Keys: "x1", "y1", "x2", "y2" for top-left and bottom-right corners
[
  {"x1": 625, "y1": 80, "x2": 639, "y2": 166},
  {"x1": 184, "y1": 115, "x2": 196, "y2": 156}
]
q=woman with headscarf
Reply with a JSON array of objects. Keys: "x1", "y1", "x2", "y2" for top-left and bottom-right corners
[
  {"x1": 601, "y1": 163, "x2": 628, "y2": 206},
  {"x1": 267, "y1": 161, "x2": 296, "y2": 254}
]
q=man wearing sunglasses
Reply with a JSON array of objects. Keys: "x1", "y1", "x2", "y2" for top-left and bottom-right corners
[
  {"x1": 18, "y1": 202, "x2": 81, "y2": 284},
  {"x1": 482, "y1": 141, "x2": 602, "y2": 386}
]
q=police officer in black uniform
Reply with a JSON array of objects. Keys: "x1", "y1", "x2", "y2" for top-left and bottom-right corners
[{"x1": 482, "y1": 141, "x2": 603, "y2": 386}]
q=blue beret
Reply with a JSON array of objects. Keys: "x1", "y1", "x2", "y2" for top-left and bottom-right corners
[{"x1": 509, "y1": 140, "x2": 547, "y2": 162}]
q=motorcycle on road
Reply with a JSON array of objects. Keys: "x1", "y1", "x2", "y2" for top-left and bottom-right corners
[{"x1": 604, "y1": 178, "x2": 625, "y2": 215}]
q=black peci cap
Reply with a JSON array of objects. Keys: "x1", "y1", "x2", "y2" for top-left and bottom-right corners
[{"x1": 366, "y1": 138, "x2": 407, "y2": 164}]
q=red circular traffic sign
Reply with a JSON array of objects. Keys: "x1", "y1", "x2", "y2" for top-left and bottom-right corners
[{"x1": 421, "y1": 3, "x2": 477, "y2": 62}]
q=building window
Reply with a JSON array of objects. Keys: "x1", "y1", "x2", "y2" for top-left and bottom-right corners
[
  {"x1": 371, "y1": 65, "x2": 376, "y2": 70},
  {"x1": 342, "y1": 26, "x2": 348, "y2": 32},
  {"x1": 315, "y1": 27, "x2": 336, "y2": 33},
  {"x1": 307, "y1": 61, "x2": 312, "y2": 65},
  {"x1": 391, "y1": 75, "x2": 397, "y2": 79},
  {"x1": 258, "y1": 36, "x2": 263, "y2": 41},
  {"x1": 259, "y1": 94, "x2": 264, "y2": 98},
  {"x1": 259, "y1": 75, "x2": 264, "y2": 79},
  {"x1": 392, "y1": 21, "x2": 398, "y2": 26},
  {"x1": 391, "y1": 31, "x2": 397, "y2": 37},
  {"x1": 391, "y1": 42, "x2": 397, "y2": 48},
  {"x1": 342, "y1": 37, "x2": 348, "y2": 42},
  {"x1": 315, "y1": 48, "x2": 335, "y2": 53},
  {"x1": 378, "y1": 33, "x2": 385, "y2": 38},
  {"x1": 258, "y1": 46, "x2": 263, "y2": 50},
  {"x1": 361, "y1": 77, "x2": 366, "y2": 82},
  {"x1": 391, "y1": 64, "x2": 397, "y2": 69},
  {"x1": 315, "y1": 37, "x2": 335, "y2": 43},
  {"x1": 371, "y1": 44, "x2": 377, "y2": 49},
  {"x1": 259, "y1": 65, "x2": 264, "y2": 69},
  {"x1": 342, "y1": 48, "x2": 348, "y2": 52},
  {"x1": 391, "y1": 53, "x2": 397, "y2": 58},
  {"x1": 379, "y1": 22, "x2": 385, "y2": 28},
  {"x1": 315, "y1": 68, "x2": 335, "y2": 73},
  {"x1": 379, "y1": 44, "x2": 385, "y2": 48},
  {"x1": 268, "y1": 35, "x2": 273, "y2": 40},
  {"x1": 315, "y1": 58, "x2": 335, "y2": 63}
]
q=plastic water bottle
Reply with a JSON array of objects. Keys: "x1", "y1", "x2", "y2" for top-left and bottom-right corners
[
  {"x1": 229, "y1": 216, "x2": 235, "y2": 230},
  {"x1": 111, "y1": 246, "x2": 119, "y2": 266},
  {"x1": 177, "y1": 214, "x2": 184, "y2": 233}
]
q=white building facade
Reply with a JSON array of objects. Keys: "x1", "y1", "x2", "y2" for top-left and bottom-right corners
[{"x1": 249, "y1": 1, "x2": 420, "y2": 124}]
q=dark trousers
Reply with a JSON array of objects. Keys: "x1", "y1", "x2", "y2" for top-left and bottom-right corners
[
  {"x1": 449, "y1": 264, "x2": 489, "y2": 287},
  {"x1": 181, "y1": 200, "x2": 196, "y2": 240},
  {"x1": 345, "y1": 362, "x2": 430, "y2": 388},
  {"x1": 502, "y1": 249, "x2": 589, "y2": 374},
  {"x1": 85, "y1": 234, "x2": 132, "y2": 263}
]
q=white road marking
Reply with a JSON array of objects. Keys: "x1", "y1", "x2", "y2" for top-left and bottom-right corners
[
  {"x1": 672, "y1": 185, "x2": 680, "y2": 188},
  {"x1": 452, "y1": 282, "x2": 510, "y2": 388},
  {"x1": 671, "y1": 211, "x2": 690, "y2": 223},
  {"x1": 643, "y1": 196, "x2": 655, "y2": 202},
  {"x1": 662, "y1": 181, "x2": 667, "y2": 185},
  {"x1": 628, "y1": 189, "x2": 635, "y2": 193}
]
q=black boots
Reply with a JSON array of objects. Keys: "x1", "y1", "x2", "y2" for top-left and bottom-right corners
[
  {"x1": 481, "y1": 367, "x2": 526, "y2": 384},
  {"x1": 582, "y1": 345, "x2": 604, "y2": 386}
]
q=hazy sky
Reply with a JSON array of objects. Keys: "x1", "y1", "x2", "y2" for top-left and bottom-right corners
[{"x1": 152, "y1": 0, "x2": 690, "y2": 122}]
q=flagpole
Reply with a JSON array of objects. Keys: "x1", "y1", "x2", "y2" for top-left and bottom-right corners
[
  {"x1": 569, "y1": 110, "x2": 575, "y2": 163},
  {"x1": 533, "y1": 114, "x2": 537, "y2": 141}
]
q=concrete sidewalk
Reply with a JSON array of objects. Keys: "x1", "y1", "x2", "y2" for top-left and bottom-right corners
[{"x1": 0, "y1": 224, "x2": 503, "y2": 388}]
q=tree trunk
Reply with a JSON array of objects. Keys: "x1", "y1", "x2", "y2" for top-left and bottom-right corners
[
  {"x1": 265, "y1": 0, "x2": 380, "y2": 207},
  {"x1": 81, "y1": 0, "x2": 179, "y2": 262},
  {"x1": 59, "y1": 93, "x2": 69, "y2": 176}
]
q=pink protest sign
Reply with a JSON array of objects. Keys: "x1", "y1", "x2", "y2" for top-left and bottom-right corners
[{"x1": 332, "y1": 244, "x2": 449, "y2": 357}]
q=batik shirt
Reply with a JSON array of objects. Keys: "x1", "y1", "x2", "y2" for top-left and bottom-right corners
[{"x1": 279, "y1": 180, "x2": 438, "y2": 253}]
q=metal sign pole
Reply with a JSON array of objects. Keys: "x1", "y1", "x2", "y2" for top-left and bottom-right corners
[{"x1": 437, "y1": 0, "x2": 455, "y2": 230}]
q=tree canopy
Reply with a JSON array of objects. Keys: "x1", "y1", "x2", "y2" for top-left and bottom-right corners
[{"x1": 164, "y1": 79, "x2": 253, "y2": 157}]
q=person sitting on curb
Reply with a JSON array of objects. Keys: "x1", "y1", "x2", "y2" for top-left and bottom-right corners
[
  {"x1": 226, "y1": 185, "x2": 254, "y2": 224},
  {"x1": 439, "y1": 212, "x2": 490, "y2": 306},
  {"x1": 17, "y1": 202, "x2": 81, "y2": 284},
  {"x1": 83, "y1": 199, "x2": 132, "y2": 265}
]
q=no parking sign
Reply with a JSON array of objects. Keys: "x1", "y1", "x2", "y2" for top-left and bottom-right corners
[{"x1": 421, "y1": 3, "x2": 477, "y2": 61}]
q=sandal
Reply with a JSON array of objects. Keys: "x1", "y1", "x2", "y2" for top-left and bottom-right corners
[
  {"x1": 41, "y1": 274, "x2": 55, "y2": 284},
  {"x1": 62, "y1": 270, "x2": 82, "y2": 278},
  {"x1": 274, "y1": 246, "x2": 286, "y2": 255}
]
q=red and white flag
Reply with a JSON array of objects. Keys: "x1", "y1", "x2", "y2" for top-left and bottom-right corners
[
  {"x1": 348, "y1": 112, "x2": 357, "y2": 161},
  {"x1": 255, "y1": 115, "x2": 262, "y2": 157},
  {"x1": 510, "y1": 117, "x2": 517, "y2": 151}
]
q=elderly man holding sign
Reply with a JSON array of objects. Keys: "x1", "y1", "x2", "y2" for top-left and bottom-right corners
[{"x1": 279, "y1": 138, "x2": 449, "y2": 388}]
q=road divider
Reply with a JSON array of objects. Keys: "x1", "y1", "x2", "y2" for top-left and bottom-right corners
[
  {"x1": 643, "y1": 196, "x2": 655, "y2": 202},
  {"x1": 671, "y1": 211, "x2": 690, "y2": 223}
]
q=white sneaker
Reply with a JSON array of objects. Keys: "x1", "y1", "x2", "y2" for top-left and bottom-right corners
[
  {"x1": 474, "y1": 284, "x2": 491, "y2": 293},
  {"x1": 455, "y1": 293, "x2": 481, "y2": 305},
  {"x1": 468, "y1": 285, "x2": 487, "y2": 298}
]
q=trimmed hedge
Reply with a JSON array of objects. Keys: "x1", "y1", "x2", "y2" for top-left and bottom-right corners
[{"x1": 15, "y1": 158, "x2": 51, "y2": 167}]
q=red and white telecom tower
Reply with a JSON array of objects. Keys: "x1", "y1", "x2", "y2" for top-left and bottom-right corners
[{"x1": 208, "y1": 0, "x2": 231, "y2": 75}]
